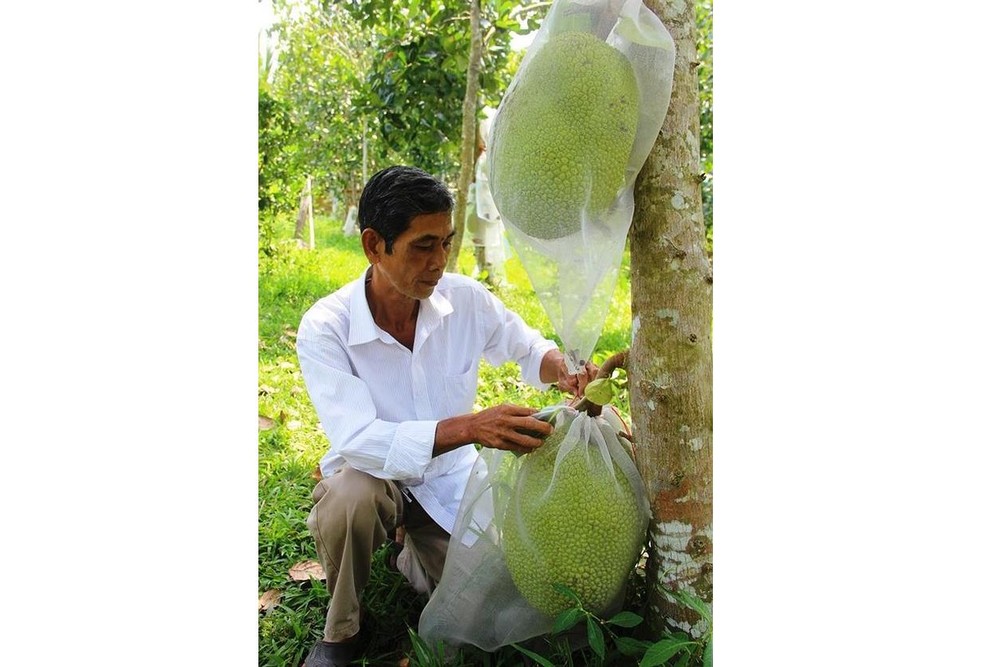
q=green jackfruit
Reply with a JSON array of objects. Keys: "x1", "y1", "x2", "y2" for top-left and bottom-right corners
[
  {"x1": 490, "y1": 31, "x2": 639, "y2": 239},
  {"x1": 501, "y1": 417, "x2": 643, "y2": 617}
]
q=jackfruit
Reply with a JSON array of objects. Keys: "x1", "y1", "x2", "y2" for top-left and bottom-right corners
[
  {"x1": 490, "y1": 31, "x2": 640, "y2": 240},
  {"x1": 501, "y1": 414, "x2": 644, "y2": 617}
]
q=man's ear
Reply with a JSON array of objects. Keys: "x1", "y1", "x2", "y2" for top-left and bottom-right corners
[{"x1": 360, "y1": 228, "x2": 382, "y2": 263}]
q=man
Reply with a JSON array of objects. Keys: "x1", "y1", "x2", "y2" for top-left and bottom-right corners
[{"x1": 296, "y1": 166, "x2": 597, "y2": 667}]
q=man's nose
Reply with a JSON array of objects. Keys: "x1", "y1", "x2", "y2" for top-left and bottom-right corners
[{"x1": 431, "y1": 244, "x2": 448, "y2": 269}]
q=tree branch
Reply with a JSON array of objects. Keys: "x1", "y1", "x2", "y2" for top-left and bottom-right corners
[{"x1": 570, "y1": 349, "x2": 629, "y2": 416}]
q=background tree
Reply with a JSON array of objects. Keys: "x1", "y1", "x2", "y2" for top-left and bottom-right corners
[
  {"x1": 263, "y1": 0, "x2": 544, "y2": 264},
  {"x1": 270, "y1": 0, "x2": 374, "y2": 210},
  {"x1": 630, "y1": 0, "x2": 714, "y2": 640},
  {"x1": 696, "y1": 0, "x2": 713, "y2": 253},
  {"x1": 446, "y1": 0, "x2": 484, "y2": 272},
  {"x1": 258, "y1": 75, "x2": 303, "y2": 259},
  {"x1": 334, "y1": 0, "x2": 540, "y2": 178}
]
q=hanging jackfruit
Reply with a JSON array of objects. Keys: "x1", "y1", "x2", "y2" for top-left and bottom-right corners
[
  {"x1": 490, "y1": 31, "x2": 640, "y2": 240},
  {"x1": 501, "y1": 412, "x2": 645, "y2": 617}
]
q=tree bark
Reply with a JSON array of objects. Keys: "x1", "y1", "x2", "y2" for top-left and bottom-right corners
[
  {"x1": 447, "y1": 0, "x2": 483, "y2": 273},
  {"x1": 631, "y1": 0, "x2": 713, "y2": 638}
]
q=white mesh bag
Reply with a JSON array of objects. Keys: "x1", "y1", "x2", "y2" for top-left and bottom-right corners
[
  {"x1": 418, "y1": 405, "x2": 650, "y2": 651},
  {"x1": 488, "y1": 0, "x2": 675, "y2": 371}
]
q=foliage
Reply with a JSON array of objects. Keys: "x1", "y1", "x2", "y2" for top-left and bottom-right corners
[
  {"x1": 258, "y1": 82, "x2": 303, "y2": 258},
  {"x1": 269, "y1": 0, "x2": 374, "y2": 203},
  {"x1": 267, "y1": 0, "x2": 546, "y2": 196},
  {"x1": 339, "y1": 0, "x2": 544, "y2": 107},
  {"x1": 361, "y1": 29, "x2": 467, "y2": 173},
  {"x1": 400, "y1": 573, "x2": 712, "y2": 667},
  {"x1": 513, "y1": 579, "x2": 711, "y2": 667},
  {"x1": 696, "y1": 0, "x2": 713, "y2": 253},
  {"x1": 344, "y1": 0, "x2": 545, "y2": 179}
]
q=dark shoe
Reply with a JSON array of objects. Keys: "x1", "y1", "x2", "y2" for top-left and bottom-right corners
[
  {"x1": 302, "y1": 639, "x2": 358, "y2": 667},
  {"x1": 303, "y1": 615, "x2": 374, "y2": 667}
]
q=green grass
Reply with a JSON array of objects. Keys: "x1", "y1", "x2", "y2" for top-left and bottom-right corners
[{"x1": 259, "y1": 214, "x2": 639, "y2": 666}]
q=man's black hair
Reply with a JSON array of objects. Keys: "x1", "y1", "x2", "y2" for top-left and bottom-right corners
[{"x1": 358, "y1": 166, "x2": 454, "y2": 254}]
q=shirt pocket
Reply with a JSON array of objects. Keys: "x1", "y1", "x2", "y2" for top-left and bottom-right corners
[{"x1": 443, "y1": 365, "x2": 479, "y2": 415}]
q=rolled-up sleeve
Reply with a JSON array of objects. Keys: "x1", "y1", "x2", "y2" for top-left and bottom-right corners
[{"x1": 296, "y1": 330, "x2": 436, "y2": 482}]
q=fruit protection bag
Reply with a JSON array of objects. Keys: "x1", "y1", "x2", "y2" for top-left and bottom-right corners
[
  {"x1": 418, "y1": 405, "x2": 651, "y2": 651},
  {"x1": 468, "y1": 149, "x2": 508, "y2": 283},
  {"x1": 488, "y1": 0, "x2": 675, "y2": 372}
]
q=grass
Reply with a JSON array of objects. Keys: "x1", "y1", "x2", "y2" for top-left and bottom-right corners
[{"x1": 258, "y1": 213, "x2": 642, "y2": 666}]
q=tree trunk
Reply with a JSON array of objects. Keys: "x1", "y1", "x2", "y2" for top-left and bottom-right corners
[
  {"x1": 294, "y1": 175, "x2": 311, "y2": 246},
  {"x1": 446, "y1": 0, "x2": 483, "y2": 273},
  {"x1": 630, "y1": 0, "x2": 713, "y2": 639}
]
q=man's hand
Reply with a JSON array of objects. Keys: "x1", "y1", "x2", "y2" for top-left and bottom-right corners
[
  {"x1": 556, "y1": 359, "x2": 599, "y2": 398},
  {"x1": 435, "y1": 404, "x2": 554, "y2": 457},
  {"x1": 541, "y1": 349, "x2": 599, "y2": 398},
  {"x1": 470, "y1": 404, "x2": 554, "y2": 455}
]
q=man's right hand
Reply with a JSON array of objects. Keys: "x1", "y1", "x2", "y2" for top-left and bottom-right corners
[{"x1": 434, "y1": 404, "x2": 553, "y2": 457}]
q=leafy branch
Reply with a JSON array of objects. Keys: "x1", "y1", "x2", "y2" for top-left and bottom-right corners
[{"x1": 504, "y1": 581, "x2": 710, "y2": 667}]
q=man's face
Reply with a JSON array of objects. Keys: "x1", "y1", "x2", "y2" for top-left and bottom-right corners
[{"x1": 373, "y1": 212, "x2": 455, "y2": 300}]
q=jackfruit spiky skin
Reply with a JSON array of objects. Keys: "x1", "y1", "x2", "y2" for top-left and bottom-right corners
[
  {"x1": 501, "y1": 422, "x2": 642, "y2": 617},
  {"x1": 490, "y1": 31, "x2": 640, "y2": 239}
]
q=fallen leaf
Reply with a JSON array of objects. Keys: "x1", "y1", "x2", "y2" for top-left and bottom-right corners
[
  {"x1": 311, "y1": 466, "x2": 323, "y2": 482},
  {"x1": 259, "y1": 415, "x2": 276, "y2": 431},
  {"x1": 289, "y1": 560, "x2": 326, "y2": 582},
  {"x1": 259, "y1": 589, "x2": 282, "y2": 613},
  {"x1": 279, "y1": 361, "x2": 295, "y2": 369},
  {"x1": 287, "y1": 420, "x2": 302, "y2": 431},
  {"x1": 259, "y1": 385, "x2": 277, "y2": 396},
  {"x1": 398, "y1": 658, "x2": 410, "y2": 667},
  {"x1": 283, "y1": 326, "x2": 298, "y2": 338}
]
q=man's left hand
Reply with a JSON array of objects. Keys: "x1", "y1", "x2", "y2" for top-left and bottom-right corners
[{"x1": 556, "y1": 357, "x2": 599, "y2": 399}]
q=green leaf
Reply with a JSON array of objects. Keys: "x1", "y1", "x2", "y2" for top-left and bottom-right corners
[
  {"x1": 586, "y1": 616, "x2": 605, "y2": 661},
  {"x1": 664, "y1": 588, "x2": 712, "y2": 624},
  {"x1": 552, "y1": 582, "x2": 582, "y2": 605},
  {"x1": 407, "y1": 627, "x2": 435, "y2": 666},
  {"x1": 703, "y1": 635, "x2": 713, "y2": 667},
  {"x1": 552, "y1": 607, "x2": 585, "y2": 634},
  {"x1": 639, "y1": 638, "x2": 692, "y2": 667},
  {"x1": 583, "y1": 377, "x2": 615, "y2": 405},
  {"x1": 614, "y1": 636, "x2": 652, "y2": 657},
  {"x1": 606, "y1": 611, "x2": 643, "y2": 628},
  {"x1": 510, "y1": 643, "x2": 558, "y2": 667}
]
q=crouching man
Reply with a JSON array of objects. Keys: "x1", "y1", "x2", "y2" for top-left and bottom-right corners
[{"x1": 295, "y1": 166, "x2": 597, "y2": 666}]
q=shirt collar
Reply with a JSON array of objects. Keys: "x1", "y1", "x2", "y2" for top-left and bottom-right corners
[
  {"x1": 422, "y1": 284, "x2": 454, "y2": 323},
  {"x1": 413, "y1": 287, "x2": 453, "y2": 354},
  {"x1": 347, "y1": 268, "x2": 454, "y2": 346}
]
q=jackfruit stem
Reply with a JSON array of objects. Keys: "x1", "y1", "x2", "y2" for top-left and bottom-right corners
[{"x1": 571, "y1": 348, "x2": 629, "y2": 416}]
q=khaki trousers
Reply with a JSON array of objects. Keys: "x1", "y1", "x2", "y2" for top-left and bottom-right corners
[{"x1": 306, "y1": 466, "x2": 451, "y2": 642}]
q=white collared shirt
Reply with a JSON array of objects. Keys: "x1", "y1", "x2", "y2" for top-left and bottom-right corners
[{"x1": 296, "y1": 269, "x2": 557, "y2": 534}]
